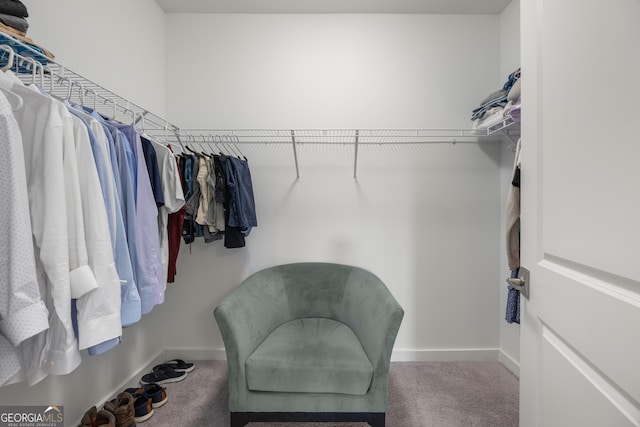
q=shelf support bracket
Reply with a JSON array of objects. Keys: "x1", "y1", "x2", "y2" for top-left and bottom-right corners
[
  {"x1": 291, "y1": 130, "x2": 300, "y2": 179},
  {"x1": 500, "y1": 128, "x2": 519, "y2": 147},
  {"x1": 353, "y1": 129, "x2": 360, "y2": 179}
]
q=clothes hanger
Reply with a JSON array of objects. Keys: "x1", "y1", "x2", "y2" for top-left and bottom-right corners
[
  {"x1": 37, "y1": 62, "x2": 46, "y2": 88},
  {"x1": 234, "y1": 135, "x2": 248, "y2": 161},
  {"x1": 184, "y1": 135, "x2": 199, "y2": 156},
  {"x1": 194, "y1": 135, "x2": 208, "y2": 157},
  {"x1": 88, "y1": 88, "x2": 98, "y2": 112},
  {"x1": 0, "y1": 44, "x2": 14, "y2": 72},
  {"x1": 200, "y1": 135, "x2": 214, "y2": 157},
  {"x1": 101, "y1": 97, "x2": 118, "y2": 120},
  {"x1": 0, "y1": 45, "x2": 23, "y2": 110},
  {"x1": 215, "y1": 135, "x2": 227, "y2": 156},
  {"x1": 76, "y1": 81, "x2": 85, "y2": 106},
  {"x1": 210, "y1": 135, "x2": 222, "y2": 156},
  {"x1": 23, "y1": 57, "x2": 37, "y2": 85},
  {"x1": 165, "y1": 121, "x2": 185, "y2": 154},
  {"x1": 224, "y1": 135, "x2": 243, "y2": 159},
  {"x1": 23, "y1": 57, "x2": 45, "y2": 89},
  {"x1": 52, "y1": 76, "x2": 73, "y2": 102}
]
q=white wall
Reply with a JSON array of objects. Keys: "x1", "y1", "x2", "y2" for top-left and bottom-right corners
[
  {"x1": 26, "y1": 0, "x2": 167, "y2": 116},
  {"x1": 164, "y1": 14, "x2": 505, "y2": 359},
  {"x1": 0, "y1": 1, "x2": 169, "y2": 425},
  {"x1": 166, "y1": 14, "x2": 498, "y2": 129},
  {"x1": 499, "y1": 0, "x2": 521, "y2": 373}
]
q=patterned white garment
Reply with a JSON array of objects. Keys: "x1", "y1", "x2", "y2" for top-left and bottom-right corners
[
  {"x1": 0, "y1": 90, "x2": 50, "y2": 387},
  {"x1": 11, "y1": 79, "x2": 82, "y2": 382}
]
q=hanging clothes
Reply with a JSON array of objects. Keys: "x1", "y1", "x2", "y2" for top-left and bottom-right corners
[
  {"x1": 219, "y1": 154, "x2": 246, "y2": 248},
  {"x1": 3, "y1": 73, "x2": 82, "y2": 384},
  {"x1": 506, "y1": 269, "x2": 520, "y2": 324},
  {"x1": 141, "y1": 137, "x2": 165, "y2": 208},
  {"x1": 210, "y1": 155, "x2": 226, "y2": 234},
  {"x1": 111, "y1": 123, "x2": 164, "y2": 311},
  {"x1": 80, "y1": 107, "x2": 141, "y2": 329},
  {"x1": 505, "y1": 138, "x2": 522, "y2": 324},
  {"x1": 180, "y1": 154, "x2": 197, "y2": 244},
  {"x1": 148, "y1": 139, "x2": 185, "y2": 284},
  {"x1": 166, "y1": 145, "x2": 186, "y2": 283},
  {"x1": 0, "y1": 40, "x2": 189, "y2": 385},
  {"x1": 177, "y1": 148, "x2": 258, "y2": 248},
  {"x1": 225, "y1": 156, "x2": 257, "y2": 236},
  {"x1": 0, "y1": 90, "x2": 49, "y2": 388},
  {"x1": 67, "y1": 109, "x2": 122, "y2": 350}
]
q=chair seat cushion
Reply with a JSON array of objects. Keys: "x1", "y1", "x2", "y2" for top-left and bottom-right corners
[{"x1": 246, "y1": 318, "x2": 373, "y2": 395}]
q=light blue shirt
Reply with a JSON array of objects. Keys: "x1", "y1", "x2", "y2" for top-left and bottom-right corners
[
  {"x1": 114, "y1": 124, "x2": 165, "y2": 308},
  {"x1": 66, "y1": 108, "x2": 142, "y2": 356},
  {"x1": 81, "y1": 109, "x2": 142, "y2": 326},
  {"x1": 98, "y1": 122, "x2": 157, "y2": 315}
]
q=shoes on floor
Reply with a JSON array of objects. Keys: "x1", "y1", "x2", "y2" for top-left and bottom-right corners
[
  {"x1": 103, "y1": 392, "x2": 136, "y2": 427},
  {"x1": 132, "y1": 394, "x2": 154, "y2": 423},
  {"x1": 161, "y1": 359, "x2": 195, "y2": 373},
  {"x1": 125, "y1": 383, "x2": 168, "y2": 408},
  {"x1": 140, "y1": 364, "x2": 187, "y2": 385},
  {"x1": 78, "y1": 406, "x2": 116, "y2": 427}
]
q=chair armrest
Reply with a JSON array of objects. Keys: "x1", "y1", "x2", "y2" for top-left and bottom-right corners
[
  {"x1": 214, "y1": 272, "x2": 291, "y2": 409},
  {"x1": 341, "y1": 269, "x2": 404, "y2": 392}
]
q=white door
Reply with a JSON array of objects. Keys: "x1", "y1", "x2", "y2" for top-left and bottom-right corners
[{"x1": 519, "y1": 0, "x2": 640, "y2": 426}]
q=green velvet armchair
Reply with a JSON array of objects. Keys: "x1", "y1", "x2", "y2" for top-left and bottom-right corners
[{"x1": 214, "y1": 262, "x2": 404, "y2": 427}]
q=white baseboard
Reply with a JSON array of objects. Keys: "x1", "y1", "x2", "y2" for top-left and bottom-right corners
[
  {"x1": 165, "y1": 347, "x2": 227, "y2": 361},
  {"x1": 101, "y1": 349, "x2": 166, "y2": 403},
  {"x1": 391, "y1": 348, "x2": 500, "y2": 362},
  {"x1": 498, "y1": 349, "x2": 520, "y2": 378}
]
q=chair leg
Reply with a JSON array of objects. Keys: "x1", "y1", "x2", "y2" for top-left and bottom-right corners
[
  {"x1": 368, "y1": 412, "x2": 385, "y2": 427},
  {"x1": 230, "y1": 412, "x2": 249, "y2": 427}
]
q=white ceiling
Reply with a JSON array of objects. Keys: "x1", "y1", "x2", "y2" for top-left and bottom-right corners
[{"x1": 154, "y1": 0, "x2": 513, "y2": 15}]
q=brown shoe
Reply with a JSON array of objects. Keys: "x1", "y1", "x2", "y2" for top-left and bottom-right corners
[
  {"x1": 103, "y1": 392, "x2": 136, "y2": 427},
  {"x1": 78, "y1": 406, "x2": 115, "y2": 427}
]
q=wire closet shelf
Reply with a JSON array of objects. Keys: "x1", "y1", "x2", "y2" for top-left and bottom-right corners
[
  {"x1": 176, "y1": 122, "x2": 520, "y2": 179},
  {"x1": 0, "y1": 32, "x2": 180, "y2": 140}
]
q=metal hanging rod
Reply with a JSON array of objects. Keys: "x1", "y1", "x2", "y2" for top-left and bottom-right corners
[
  {"x1": 0, "y1": 32, "x2": 180, "y2": 143},
  {"x1": 176, "y1": 123, "x2": 520, "y2": 179},
  {"x1": 177, "y1": 127, "x2": 518, "y2": 140}
]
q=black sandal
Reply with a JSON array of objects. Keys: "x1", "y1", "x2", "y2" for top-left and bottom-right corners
[
  {"x1": 161, "y1": 359, "x2": 195, "y2": 373},
  {"x1": 141, "y1": 365, "x2": 187, "y2": 385}
]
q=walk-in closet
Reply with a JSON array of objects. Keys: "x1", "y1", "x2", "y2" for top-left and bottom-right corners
[{"x1": 1, "y1": 1, "x2": 638, "y2": 426}]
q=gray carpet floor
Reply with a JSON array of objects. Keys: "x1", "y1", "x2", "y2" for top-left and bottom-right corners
[{"x1": 141, "y1": 361, "x2": 518, "y2": 427}]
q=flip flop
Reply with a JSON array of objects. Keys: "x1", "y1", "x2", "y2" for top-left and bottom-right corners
[
  {"x1": 140, "y1": 365, "x2": 186, "y2": 385},
  {"x1": 159, "y1": 359, "x2": 195, "y2": 373}
]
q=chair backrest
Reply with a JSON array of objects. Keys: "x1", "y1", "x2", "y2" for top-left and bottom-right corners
[{"x1": 241, "y1": 262, "x2": 389, "y2": 322}]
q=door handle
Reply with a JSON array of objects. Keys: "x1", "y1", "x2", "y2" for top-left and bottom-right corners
[{"x1": 507, "y1": 267, "x2": 530, "y2": 299}]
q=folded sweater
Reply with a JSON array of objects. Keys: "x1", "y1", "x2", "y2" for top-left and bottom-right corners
[
  {"x1": 0, "y1": 0, "x2": 28, "y2": 18},
  {"x1": 0, "y1": 13, "x2": 27, "y2": 33}
]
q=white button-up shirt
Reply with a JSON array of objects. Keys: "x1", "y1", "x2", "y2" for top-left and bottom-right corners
[
  {"x1": 0, "y1": 90, "x2": 50, "y2": 388},
  {"x1": 10, "y1": 80, "x2": 82, "y2": 381}
]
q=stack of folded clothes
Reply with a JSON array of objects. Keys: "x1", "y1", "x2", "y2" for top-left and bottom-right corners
[
  {"x1": 471, "y1": 67, "x2": 521, "y2": 129},
  {"x1": 0, "y1": 0, "x2": 54, "y2": 60},
  {"x1": 0, "y1": 0, "x2": 29, "y2": 38}
]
